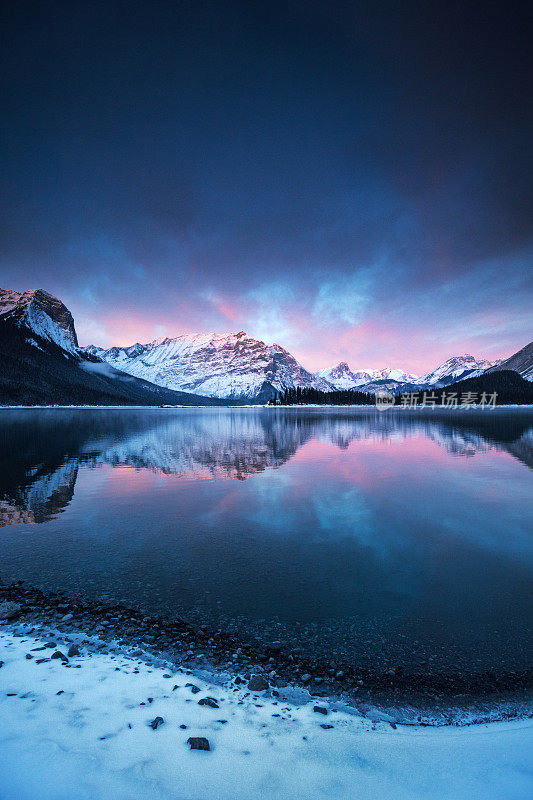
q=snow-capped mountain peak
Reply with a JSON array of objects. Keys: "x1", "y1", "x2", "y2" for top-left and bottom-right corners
[
  {"x1": 316, "y1": 362, "x2": 419, "y2": 390},
  {"x1": 87, "y1": 331, "x2": 332, "y2": 401},
  {"x1": 370, "y1": 367, "x2": 420, "y2": 382},
  {"x1": 316, "y1": 362, "x2": 370, "y2": 389},
  {"x1": 0, "y1": 287, "x2": 78, "y2": 352},
  {"x1": 420, "y1": 354, "x2": 498, "y2": 386}
]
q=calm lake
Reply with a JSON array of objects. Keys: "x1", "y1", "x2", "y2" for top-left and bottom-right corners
[{"x1": 0, "y1": 407, "x2": 532, "y2": 676}]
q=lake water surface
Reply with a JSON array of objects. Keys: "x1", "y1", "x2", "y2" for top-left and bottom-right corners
[{"x1": 0, "y1": 407, "x2": 532, "y2": 676}]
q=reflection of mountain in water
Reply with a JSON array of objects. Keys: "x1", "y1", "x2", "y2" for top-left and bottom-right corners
[
  {"x1": 0, "y1": 408, "x2": 532, "y2": 525},
  {"x1": 305, "y1": 409, "x2": 533, "y2": 469},
  {"x1": 87, "y1": 412, "x2": 313, "y2": 479},
  {"x1": 0, "y1": 460, "x2": 78, "y2": 527}
]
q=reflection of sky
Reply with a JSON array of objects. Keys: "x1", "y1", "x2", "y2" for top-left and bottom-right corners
[
  {"x1": 215, "y1": 434, "x2": 533, "y2": 563},
  {"x1": 0, "y1": 409, "x2": 531, "y2": 671}
]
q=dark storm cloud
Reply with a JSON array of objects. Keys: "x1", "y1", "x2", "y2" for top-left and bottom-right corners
[{"x1": 0, "y1": 0, "x2": 531, "y2": 369}]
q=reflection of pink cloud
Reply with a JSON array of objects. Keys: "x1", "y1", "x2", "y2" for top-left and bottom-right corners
[
  {"x1": 78, "y1": 430, "x2": 520, "y2": 519},
  {"x1": 288, "y1": 429, "x2": 514, "y2": 486}
]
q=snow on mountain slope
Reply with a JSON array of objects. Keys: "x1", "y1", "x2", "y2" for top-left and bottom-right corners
[
  {"x1": 370, "y1": 366, "x2": 420, "y2": 382},
  {"x1": 0, "y1": 288, "x2": 78, "y2": 353},
  {"x1": 316, "y1": 363, "x2": 373, "y2": 389},
  {"x1": 485, "y1": 341, "x2": 533, "y2": 381},
  {"x1": 420, "y1": 354, "x2": 499, "y2": 386},
  {"x1": 317, "y1": 355, "x2": 511, "y2": 394},
  {"x1": 0, "y1": 288, "x2": 225, "y2": 406},
  {"x1": 317, "y1": 362, "x2": 419, "y2": 391},
  {"x1": 88, "y1": 332, "x2": 332, "y2": 400}
]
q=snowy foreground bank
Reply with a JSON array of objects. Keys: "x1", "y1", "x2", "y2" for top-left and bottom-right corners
[{"x1": 0, "y1": 628, "x2": 532, "y2": 800}]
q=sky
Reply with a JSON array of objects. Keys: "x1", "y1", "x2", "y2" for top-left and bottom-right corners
[{"x1": 1, "y1": 0, "x2": 532, "y2": 373}]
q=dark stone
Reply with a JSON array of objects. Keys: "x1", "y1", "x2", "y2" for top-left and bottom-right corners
[
  {"x1": 187, "y1": 737, "x2": 210, "y2": 751},
  {"x1": 149, "y1": 716, "x2": 165, "y2": 730},
  {"x1": 179, "y1": 724, "x2": 188, "y2": 729},
  {"x1": 67, "y1": 644, "x2": 80, "y2": 658},
  {"x1": 248, "y1": 675, "x2": 269, "y2": 691},
  {"x1": 51, "y1": 651, "x2": 68, "y2": 662},
  {"x1": 25, "y1": 654, "x2": 33, "y2": 660},
  {"x1": 313, "y1": 706, "x2": 327, "y2": 715},
  {"x1": 198, "y1": 697, "x2": 219, "y2": 708},
  {"x1": 186, "y1": 683, "x2": 201, "y2": 694},
  {"x1": 320, "y1": 723, "x2": 334, "y2": 729}
]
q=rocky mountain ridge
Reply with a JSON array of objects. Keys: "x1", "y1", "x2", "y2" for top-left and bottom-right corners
[
  {"x1": 0, "y1": 288, "x2": 79, "y2": 352},
  {"x1": 1, "y1": 286, "x2": 531, "y2": 403},
  {"x1": 86, "y1": 331, "x2": 332, "y2": 401}
]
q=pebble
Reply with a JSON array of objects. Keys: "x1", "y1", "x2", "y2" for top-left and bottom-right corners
[
  {"x1": 248, "y1": 675, "x2": 269, "y2": 691},
  {"x1": 51, "y1": 651, "x2": 68, "y2": 662},
  {"x1": 187, "y1": 737, "x2": 210, "y2": 751},
  {"x1": 148, "y1": 717, "x2": 165, "y2": 730},
  {"x1": 198, "y1": 697, "x2": 219, "y2": 708}
]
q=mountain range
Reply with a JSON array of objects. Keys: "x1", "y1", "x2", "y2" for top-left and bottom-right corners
[
  {"x1": 86, "y1": 332, "x2": 331, "y2": 402},
  {"x1": 0, "y1": 286, "x2": 531, "y2": 404}
]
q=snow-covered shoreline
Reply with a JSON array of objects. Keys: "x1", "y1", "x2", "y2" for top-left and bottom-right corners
[
  {"x1": 1, "y1": 624, "x2": 532, "y2": 800},
  {"x1": 1, "y1": 584, "x2": 530, "y2": 725}
]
